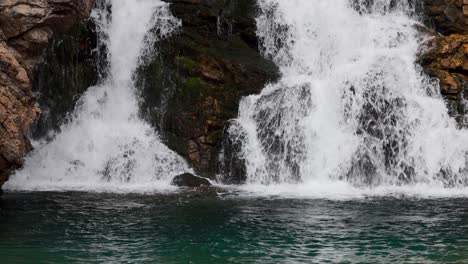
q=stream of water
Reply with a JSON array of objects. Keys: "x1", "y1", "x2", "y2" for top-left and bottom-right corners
[
  {"x1": 227, "y1": 0, "x2": 468, "y2": 190},
  {"x1": 5, "y1": 0, "x2": 189, "y2": 192}
]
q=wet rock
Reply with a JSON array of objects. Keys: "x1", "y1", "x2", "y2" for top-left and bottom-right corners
[
  {"x1": 171, "y1": 173, "x2": 212, "y2": 188},
  {"x1": 220, "y1": 120, "x2": 247, "y2": 184},
  {"x1": 32, "y1": 20, "x2": 102, "y2": 139},
  {"x1": 137, "y1": 0, "x2": 280, "y2": 179},
  {"x1": 419, "y1": 34, "x2": 468, "y2": 96},
  {"x1": 419, "y1": 1, "x2": 468, "y2": 126},
  {"x1": 423, "y1": 0, "x2": 468, "y2": 35},
  {"x1": 0, "y1": 0, "x2": 95, "y2": 190},
  {"x1": 422, "y1": 34, "x2": 468, "y2": 126}
]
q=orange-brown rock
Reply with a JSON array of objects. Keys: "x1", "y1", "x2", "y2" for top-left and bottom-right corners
[
  {"x1": 419, "y1": 0, "x2": 468, "y2": 125},
  {"x1": 419, "y1": 34, "x2": 468, "y2": 96},
  {"x1": 0, "y1": 0, "x2": 95, "y2": 188}
]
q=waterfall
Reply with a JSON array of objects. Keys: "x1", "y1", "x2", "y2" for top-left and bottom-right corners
[
  {"x1": 228, "y1": 0, "x2": 468, "y2": 189},
  {"x1": 5, "y1": 0, "x2": 189, "y2": 192}
]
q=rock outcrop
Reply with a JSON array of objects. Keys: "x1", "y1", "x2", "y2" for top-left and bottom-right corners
[
  {"x1": 0, "y1": 0, "x2": 95, "y2": 188},
  {"x1": 421, "y1": 0, "x2": 468, "y2": 126},
  {"x1": 137, "y1": 0, "x2": 279, "y2": 178},
  {"x1": 171, "y1": 173, "x2": 212, "y2": 188},
  {"x1": 423, "y1": 0, "x2": 468, "y2": 35},
  {"x1": 419, "y1": 34, "x2": 468, "y2": 123}
]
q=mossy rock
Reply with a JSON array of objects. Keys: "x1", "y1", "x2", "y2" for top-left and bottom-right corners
[{"x1": 136, "y1": 0, "x2": 280, "y2": 178}]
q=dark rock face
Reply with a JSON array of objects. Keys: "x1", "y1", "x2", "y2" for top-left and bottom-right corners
[
  {"x1": 219, "y1": 120, "x2": 247, "y2": 184},
  {"x1": 32, "y1": 20, "x2": 101, "y2": 139},
  {"x1": 423, "y1": 0, "x2": 468, "y2": 35},
  {"x1": 0, "y1": 0, "x2": 96, "y2": 188},
  {"x1": 137, "y1": 0, "x2": 280, "y2": 178},
  {"x1": 171, "y1": 173, "x2": 212, "y2": 188}
]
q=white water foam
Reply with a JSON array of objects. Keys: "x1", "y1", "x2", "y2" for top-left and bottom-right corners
[
  {"x1": 235, "y1": 182, "x2": 468, "y2": 200},
  {"x1": 227, "y1": 0, "x2": 468, "y2": 195},
  {"x1": 5, "y1": 0, "x2": 189, "y2": 192}
]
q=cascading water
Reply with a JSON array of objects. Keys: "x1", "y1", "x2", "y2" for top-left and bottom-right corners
[
  {"x1": 5, "y1": 0, "x2": 189, "y2": 192},
  {"x1": 228, "y1": 0, "x2": 468, "y2": 191}
]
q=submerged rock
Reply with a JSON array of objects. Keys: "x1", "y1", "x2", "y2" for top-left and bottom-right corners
[
  {"x1": 0, "y1": 0, "x2": 96, "y2": 189},
  {"x1": 171, "y1": 173, "x2": 212, "y2": 188}
]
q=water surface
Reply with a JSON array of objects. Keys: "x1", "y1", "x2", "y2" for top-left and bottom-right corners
[{"x1": 1, "y1": 191, "x2": 467, "y2": 263}]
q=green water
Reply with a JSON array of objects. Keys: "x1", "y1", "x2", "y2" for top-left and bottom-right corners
[{"x1": 0, "y1": 191, "x2": 467, "y2": 263}]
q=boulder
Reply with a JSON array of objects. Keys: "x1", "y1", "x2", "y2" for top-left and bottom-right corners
[{"x1": 171, "y1": 173, "x2": 212, "y2": 188}]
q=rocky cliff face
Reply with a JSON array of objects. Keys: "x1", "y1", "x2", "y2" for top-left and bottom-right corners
[
  {"x1": 137, "y1": 0, "x2": 279, "y2": 178},
  {"x1": 0, "y1": 0, "x2": 95, "y2": 188},
  {"x1": 421, "y1": 0, "x2": 468, "y2": 126}
]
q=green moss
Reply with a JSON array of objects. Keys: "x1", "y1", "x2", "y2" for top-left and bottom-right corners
[
  {"x1": 176, "y1": 56, "x2": 199, "y2": 74},
  {"x1": 133, "y1": 0, "x2": 280, "y2": 176},
  {"x1": 186, "y1": 77, "x2": 207, "y2": 91}
]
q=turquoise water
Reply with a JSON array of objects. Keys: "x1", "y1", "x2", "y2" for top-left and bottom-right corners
[{"x1": 0, "y1": 191, "x2": 467, "y2": 263}]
